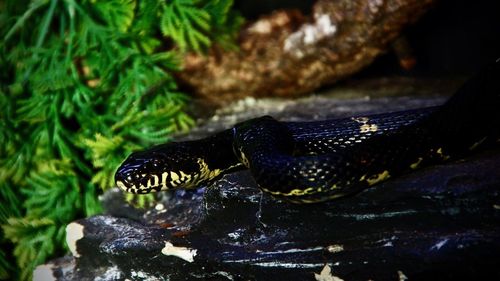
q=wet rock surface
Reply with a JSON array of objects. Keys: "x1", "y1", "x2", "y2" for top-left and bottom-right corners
[{"x1": 39, "y1": 85, "x2": 500, "y2": 281}]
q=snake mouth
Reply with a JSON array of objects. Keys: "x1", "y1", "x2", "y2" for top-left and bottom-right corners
[
  {"x1": 115, "y1": 163, "x2": 204, "y2": 193},
  {"x1": 115, "y1": 172, "x2": 163, "y2": 194}
]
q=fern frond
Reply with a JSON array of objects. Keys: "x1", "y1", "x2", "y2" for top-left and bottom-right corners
[
  {"x1": 0, "y1": 182, "x2": 21, "y2": 222},
  {"x1": 1, "y1": 0, "x2": 239, "y2": 277},
  {"x1": 1, "y1": 143, "x2": 35, "y2": 184},
  {"x1": 203, "y1": 0, "x2": 233, "y2": 25},
  {"x1": 3, "y1": 0, "x2": 48, "y2": 43},
  {"x1": 132, "y1": 0, "x2": 160, "y2": 33},
  {"x1": 82, "y1": 133, "x2": 137, "y2": 189},
  {"x1": 83, "y1": 182, "x2": 103, "y2": 216},
  {"x1": 160, "y1": 0, "x2": 211, "y2": 52},
  {"x1": 2, "y1": 217, "x2": 56, "y2": 281},
  {"x1": 91, "y1": 0, "x2": 136, "y2": 32},
  {"x1": 23, "y1": 160, "x2": 81, "y2": 222},
  {"x1": 0, "y1": 248, "x2": 12, "y2": 280}
]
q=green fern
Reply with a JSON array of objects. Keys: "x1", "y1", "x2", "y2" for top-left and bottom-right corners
[
  {"x1": 161, "y1": 0, "x2": 211, "y2": 51},
  {"x1": 23, "y1": 160, "x2": 82, "y2": 223},
  {"x1": 0, "y1": 0, "x2": 242, "y2": 280},
  {"x1": 92, "y1": 0, "x2": 136, "y2": 32},
  {"x1": 0, "y1": 250, "x2": 11, "y2": 280},
  {"x1": 2, "y1": 218, "x2": 59, "y2": 281},
  {"x1": 160, "y1": 0, "x2": 243, "y2": 52},
  {"x1": 204, "y1": 0, "x2": 244, "y2": 49}
]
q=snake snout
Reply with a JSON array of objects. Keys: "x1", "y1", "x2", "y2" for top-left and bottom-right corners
[
  {"x1": 115, "y1": 161, "x2": 141, "y2": 193},
  {"x1": 115, "y1": 153, "x2": 168, "y2": 193}
]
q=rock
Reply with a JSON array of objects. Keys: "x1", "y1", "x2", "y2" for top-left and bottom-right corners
[
  {"x1": 39, "y1": 87, "x2": 500, "y2": 280},
  {"x1": 177, "y1": 0, "x2": 435, "y2": 104}
]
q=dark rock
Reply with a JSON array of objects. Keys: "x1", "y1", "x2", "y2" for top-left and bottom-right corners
[{"x1": 51, "y1": 149, "x2": 500, "y2": 281}]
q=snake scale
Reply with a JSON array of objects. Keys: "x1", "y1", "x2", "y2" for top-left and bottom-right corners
[{"x1": 115, "y1": 61, "x2": 500, "y2": 203}]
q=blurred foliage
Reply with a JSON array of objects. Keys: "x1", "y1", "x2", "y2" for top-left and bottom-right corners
[{"x1": 0, "y1": 0, "x2": 243, "y2": 280}]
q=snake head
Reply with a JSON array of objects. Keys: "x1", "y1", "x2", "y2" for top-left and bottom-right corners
[{"x1": 115, "y1": 142, "x2": 207, "y2": 194}]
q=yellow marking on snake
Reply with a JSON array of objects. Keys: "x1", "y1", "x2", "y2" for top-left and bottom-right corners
[
  {"x1": 170, "y1": 172, "x2": 179, "y2": 182},
  {"x1": 469, "y1": 137, "x2": 487, "y2": 151},
  {"x1": 436, "y1": 148, "x2": 450, "y2": 160},
  {"x1": 352, "y1": 117, "x2": 378, "y2": 133},
  {"x1": 360, "y1": 124, "x2": 378, "y2": 133},
  {"x1": 259, "y1": 185, "x2": 350, "y2": 203},
  {"x1": 352, "y1": 117, "x2": 370, "y2": 123},
  {"x1": 197, "y1": 158, "x2": 222, "y2": 180},
  {"x1": 238, "y1": 149, "x2": 250, "y2": 167},
  {"x1": 360, "y1": 170, "x2": 390, "y2": 185},
  {"x1": 144, "y1": 174, "x2": 159, "y2": 188},
  {"x1": 153, "y1": 175, "x2": 159, "y2": 186},
  {"x1": 260, "y1": 187, "x2": 313, "y2": 196},
  {"x1": 410, "y1": 157, "x2": 423, "y2": 169},
  {"x1": 161, "y1": 172, "x2": 168, "y2": 188},
  {"x1": 116, "y1": 180, "x2": 126, "y2": 191},
  {"x1": 180, "y1": 171, "x2": 189, "y2": 178}
]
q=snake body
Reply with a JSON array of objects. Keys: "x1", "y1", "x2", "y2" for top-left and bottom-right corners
[{"x1": 115, "y1": 62, "x2": 500, "y2": 203}]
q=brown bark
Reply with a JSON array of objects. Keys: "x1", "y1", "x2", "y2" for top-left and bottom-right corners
[{"x1": 177, "y1": 0, "x2": 435, "y2": 104}]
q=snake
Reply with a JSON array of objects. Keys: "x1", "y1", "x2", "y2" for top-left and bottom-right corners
[{"x1": 115, "y1": 61, "x2": 500, "y2": 203}]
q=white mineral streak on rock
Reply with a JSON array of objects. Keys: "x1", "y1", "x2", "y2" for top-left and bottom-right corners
[
  {"x1": 326, "y1": 244, "x2": 344, "y2": 253},
  {"x1": 33, "y1": 264, "x2": 56, "y2": 281},
  {"x1": 383, "y1": 241, "x2": 394, "y2": 247},
  {"x1": 66, "y1": 222, "x2": 85, "y2": 257},
  {"x1": 213, "y1": 271, "x2": 234, "y2": 281},
  {"x1": 130, "y1": 270, "x2": 161, "y2": 281},
  {"x1": 161, "y1": 241, "x2": 197, "y2": 262},
  {"x1": 94, "y1": 265, "x2": 124, "y2": 281},
  {"x1": 256, "y1": 246, "x2": 324, "y2": 254},
  {"x1": 430, "y1": 238, "x2": 449, "y2": 251},
  {"x1": 398, "y1": 270, "x2": 409, "y2": 281},
  {"x1": 253, "y1": 262, "x2": 329, "y2": 268},
  {"x1": 314, "y1": 264, "x2": 344, "y2": 281},
  {"x1": 284, "y1": 14, "x2": 337, "y2": 58},
  {"x1": 224, "y1": 258, "x2": 329, "y2": 269},
  {"x1": 316, "y1": 14, "x2": 337, "y2": 37},
  {"x1": 154, "y1": 203, "x2": 165, "y2": 211}
]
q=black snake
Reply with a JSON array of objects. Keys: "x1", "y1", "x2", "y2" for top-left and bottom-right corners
[{"x1": 115, "y1": 61, "x2": 500, "y2": 203}]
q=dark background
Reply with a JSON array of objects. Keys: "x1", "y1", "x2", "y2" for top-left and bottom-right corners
[{"x1": 235, "y1": 0, "x2": 500, "y2": 77}]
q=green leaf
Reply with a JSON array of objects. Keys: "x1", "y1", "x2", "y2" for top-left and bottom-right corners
[
  {"x1": 160, "y1": 0, "x2": 211, "y2": 52},
  {"x1": 91, "y1": 0, "x2": 136, "y2": 32},
  {"x1": 83, "y1": 182, "x2": 103, "y2": 216},
  {"x1": 0, "y1": 248, "x2": 12, "y2": 280},
  {"x1": 1, "y1": 0, "x2": 239, "y2": 278},
  {"x1": 23, "y1": 159, "x2": 81, "y2": 222},
  {"x1": 202, "y1": 0, "x2": 244, "y2": 49},
  {"x1": 132, "y1": 0, "x2": 161, "y2": 34},
  {"x1": 1, "y1": 143, "x2": 35, "y2": 184},
  {"x1": 3, "y1": 0, "x2": 49, "y2": 43},
  {"x1": 2, "y1": 217, "x2": 56, "y2": 281},
  {"x1": 82, "y1": 133, "x2": 130, "y2": 189},
  {"x1": 0, "y1": 182, "x2": 22, "y2": 222},
  {"x1": 203, "y1": 0, "x2": 232, "y2": 25}
]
